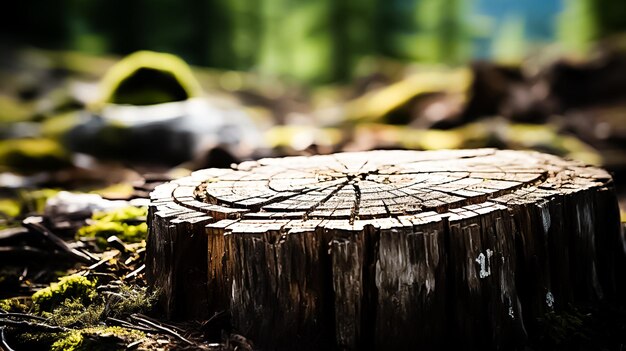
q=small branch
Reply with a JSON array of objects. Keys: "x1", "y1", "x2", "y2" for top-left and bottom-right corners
[
  {"x1": 22, "y1": 216, "x2": 95, "y2": 264},
  {"x1": 131, "y1": 314, "x2": 186, "y2": 333},
  {"x1": 106, "y1": 317, "x2": 156, "y2": 333},
  {"x1": 87, "y1": 251, "x2": 120, "y2": 271},
  {"x1": 129, "y1": 314, "x2": 193, "y2": 345},
  {"x1": 0, "y1": 318, "x2": 69, "y2": 333},
  {"x1": 124, "y1": 264, "x2": 145, "y2": 280},
  {"x1": 0, "y1": 312, "x2": 47, "y2": 322},
  {"x1": 1, "y1": 326, "x2": 16, "y2": 351},
  {"x1": 0, "y1": 227, "x2": 30, "y2": 244},
  {"x1": 126, "y1": 338, "x2": 145, "y2": 350}
]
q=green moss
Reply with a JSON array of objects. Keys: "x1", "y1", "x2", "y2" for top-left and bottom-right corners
[
  {"x1": 84, "y1": 326, "x2": 145, "y2": 341},
  {"x1": 0, "y1": 198, "x2": 20, "y2": 218},
  {"x1": 18, "y1": 188, "x2": 60, "y2": 214},
  {"x1": 32, "y1": 274, "x2": 96, "y2": 312},
  {"x1": 92, "y1": 206, "x2": 147, "y2": 223},
  {"x1": 50, "y1": 326, "x2": 144, "y2": 351},
  {"x1": 18, "y1": 332, "x2": 62, "y2": 349},
  {"x1": 18, "y1": 278, "x2": 152, "y2": 350},
  {"x1": 0, "y1": 297, "x2": 29, "y2": 312},
  {"x1": 78, "y1": 221, "x2": 147, "y2": 249},
  {"x1": 77, "y1": 206, "x2": 148, "y2": 248},
  {"x1": 0, "y1": 138, "x2": 71, "y2": 173},
  {"x1": 44, "y1": 298, "x2": 104, "y2": 327},
  {"x1": 537, "y1": 307, "x2": 589, "y2": 346},
  {"x1": 41, "y1": 111, "x2": 82, "y2": 139},
  {"x1": 0, "y1": 94, "x2": 32, "y2": 123},
  {"x1": 51, "y1": 330, "x2": 83, "y2": 351},
  {"x1": 97, "y1": 51, "x2": 202, "y2": 106},
  {"x1": 105, "y1": 285, "x2": 156, "y2": 318}
]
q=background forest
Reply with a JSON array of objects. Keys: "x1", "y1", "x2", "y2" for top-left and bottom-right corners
[{"x1": 4, "y1": 0, "x2": 626, "y2": 83}]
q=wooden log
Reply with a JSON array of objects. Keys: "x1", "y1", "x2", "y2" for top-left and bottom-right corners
[{"x1": 145, "y1": 149, "x2": 626, "y2": 350}]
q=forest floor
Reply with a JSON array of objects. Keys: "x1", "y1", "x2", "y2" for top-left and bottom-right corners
[{"x1": 1, "y1": 47, "x2": 626, "y2": 350}]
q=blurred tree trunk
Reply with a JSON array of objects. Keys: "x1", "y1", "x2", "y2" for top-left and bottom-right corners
[
  {"x1": 332, "y1": 0, "x2": 378, "y2": 81},
  {"x1": 258, "y1": 0, "x2": 336, "y2": 83},
  {"x1": 379, "y1": 0, "x2": 467, "y2": 64},
  {"x1": 221, "y1": 0, "x2": 259, "y2": 70},
  {"x1": 200, "y1": 0, "x2": 235, "y2": 68},
  {"x1": 99, "y1": 0, "x2": 144, "y2": 55},
  {"x1": 559, "y1": 0, "x2": 626, "y2": 53},
  {"x1": 591, "y1": 0, "x2": 626, "y2": 38},
  {"x1": 1, "y1": 0, "x2": 70, "y2": 49}
]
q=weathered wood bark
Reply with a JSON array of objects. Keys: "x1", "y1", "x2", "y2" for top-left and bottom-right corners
[{"x1": 146, "y1": 149, "x2": 626, "y2": 350}]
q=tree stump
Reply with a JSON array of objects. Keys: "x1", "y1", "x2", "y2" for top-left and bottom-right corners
[{"x1": 146, "y1": 149, "x2": 625, "y2": 350}]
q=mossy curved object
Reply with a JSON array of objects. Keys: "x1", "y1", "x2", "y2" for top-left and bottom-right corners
[{"x1": 97, "y1": 51, "x2": 202, "y2": 106}]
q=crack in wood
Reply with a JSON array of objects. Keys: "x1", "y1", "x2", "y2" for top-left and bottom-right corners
[
  {"x1": 350, "y1": 182, "x2": 361, "y2": 225},
  {"x1": 302, "y1": 180, "x2": 350, "y2": 221}
]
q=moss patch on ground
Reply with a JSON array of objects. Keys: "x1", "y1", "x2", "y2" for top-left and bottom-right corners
[
  {"x1": 8, "y1": 275, "x2": 155, "y2": 350},
  {"x1": 77, "y1": 206, "x2": 148, "y2": 249},
  {"x1": 0, "y1": 94, "x2": 33, "y2": 123},
  {"x1": 0, "y1": 138, "x2": 71, "y2": 173},
  {"x1": 50, "y1": 326, "x2": 145, "y2": 351},
  {"x1": 32, "y1": 274, "x2": 97, "y2": 312},
  {"x1": 0, "y1": 198, "x2": 20, "y2": 218}
]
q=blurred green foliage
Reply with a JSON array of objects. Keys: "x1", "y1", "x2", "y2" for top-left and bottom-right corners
[
  {"x1": 559, "y1": 0, "x2": 626, "y2": 53},
  {"x1": 1, "y1": 0, "x2": 625, "y2": 82}
]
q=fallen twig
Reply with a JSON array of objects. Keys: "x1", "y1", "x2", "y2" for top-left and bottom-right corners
[
  {"x1": 124, "y1": 264, "x2": 145, "y2": 280},
  {"x1": 0, "y1": 312, "x2": 47, "y2": 322},
  {"x1": 130, "y1": 314, "x2": 193, "y2": 345},
  {"x1": 0, "y1": 318, "x2": 69, "y2": 333},
  {"x1": 132, "y1": 314, "x2": 186, "y2": 333},
  {"x1": 106, "y1": 317, "x2": 156, "y2": 333},
  {"x1": 125, "y1": 338, "x2": 145, "y2": 350},
  {"x1": 87, "y1": 251, "x2": 120, "y2": 271},
  {"x1": 0, "y1": 227, "x2": 30, "y2": 245},
  {"x1": 22, "y1": 216, "x2": 94, "y2": 264},
  {"x1": 0, "y1": 326, "x2": 16, "y2": 351}
]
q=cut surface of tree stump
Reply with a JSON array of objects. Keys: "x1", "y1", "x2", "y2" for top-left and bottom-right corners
[{"x1": 146, "y1": 149, "x2": 625, "y2": 350}]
